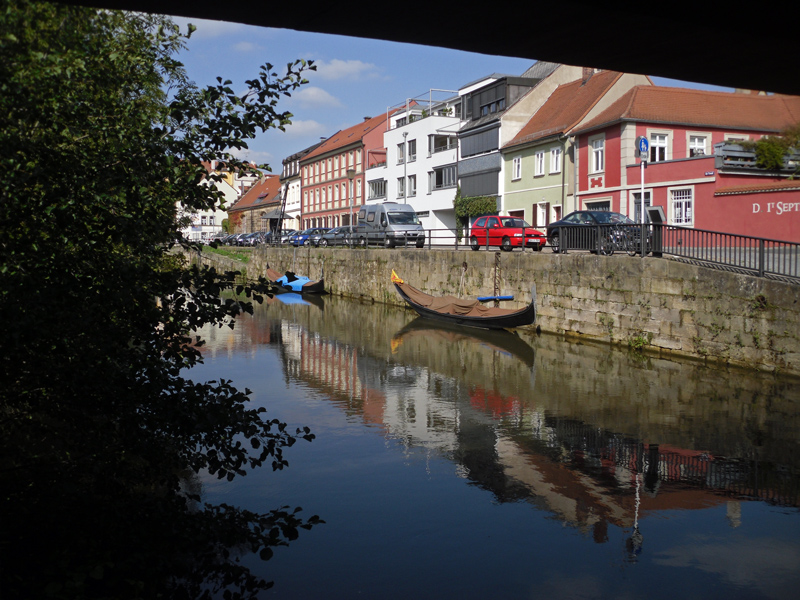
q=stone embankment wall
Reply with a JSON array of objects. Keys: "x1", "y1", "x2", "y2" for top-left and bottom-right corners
[{"x1": 194, "y1": 246, "x2": 800, "y2": 376}]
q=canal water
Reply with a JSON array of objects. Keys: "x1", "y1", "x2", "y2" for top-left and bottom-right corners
[{"x1": 188, "y1": 293, "x2": 800, "y2": 599}]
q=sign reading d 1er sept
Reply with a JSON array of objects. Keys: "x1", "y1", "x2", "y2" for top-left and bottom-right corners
[{"x1": 753, "y1": 201, "x2": 800, "y2": 215}]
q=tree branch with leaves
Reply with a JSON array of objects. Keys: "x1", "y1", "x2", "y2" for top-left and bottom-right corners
[{"x1": 0, "y1": 2, "x2": 321, "y2": 597}]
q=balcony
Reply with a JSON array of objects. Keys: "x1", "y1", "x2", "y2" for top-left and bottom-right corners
[{"x1": 714, "y1": 142, "x2": 800, "y2": 173}]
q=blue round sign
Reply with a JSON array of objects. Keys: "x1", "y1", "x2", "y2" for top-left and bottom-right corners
[{"x1": 636, "y1": 135, "x2": 650, "y2": 158}]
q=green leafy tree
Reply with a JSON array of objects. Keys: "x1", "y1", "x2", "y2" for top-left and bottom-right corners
[
  {"x1": 0, "y1": 2, "x2": 320, "y2": 597},
  {"x1": 742, "y1": 122, "x2": 800, "y2": 173},
  {"x1": 453, "y1": 187, "x2": 498, "y2": 240}
]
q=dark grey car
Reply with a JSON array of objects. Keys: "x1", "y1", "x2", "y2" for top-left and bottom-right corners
[
  {"x1": 316, "y1": 226, "x2": 355, "y2": 247},
  {"x1": 546, "y1": 211, "x2": 639, "y2": 254}
]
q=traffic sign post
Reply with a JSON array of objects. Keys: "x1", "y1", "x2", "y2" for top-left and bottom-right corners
[{"x1": 635, "y1": 136, "x2": 649, "y2": 243}]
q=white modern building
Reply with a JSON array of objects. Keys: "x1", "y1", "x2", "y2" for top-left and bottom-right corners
[
  {"x1": 177, "y1": 167, "x2": 239, "y2": 242},
  {"x1": 365, "y1": 91, "x2": 462, "y2": 244}
]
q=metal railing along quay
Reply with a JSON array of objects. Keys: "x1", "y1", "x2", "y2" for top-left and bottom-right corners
[{"x1": 258, "y1": 224, "x2": 800, "y2": 284}]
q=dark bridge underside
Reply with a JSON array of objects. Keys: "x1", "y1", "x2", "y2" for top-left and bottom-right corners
[{"x1": 59, "y1": 1, "x2": 800, "y2": 97}]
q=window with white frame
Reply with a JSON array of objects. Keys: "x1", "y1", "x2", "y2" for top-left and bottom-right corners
[
  {"x1": 512, "y1": 155, "x2": 522, "y2": 180},
  {"x1": 591, "y1": 136, "x2": 605, "y2": 173},
  {"x1": 688, "y1": 135, "x2": 708, "y2": 157},
  {"x1": 534, "y1": 151, "x2": 545, "y2": 176},
  {"x1": 407, "y1": 139, "x2": 416, "y2": 162},
  {"x1": 650, "y1": 133, "x2": 668, "y2": 162},
  {"x1": 550, "y1": 147, "x2": 562, "y2": 173},
  {"x1": 397, "y1": 143, "x2": 405, "y2": 164},
  {"x1": 408, "y1": 175, "x2": 416, "y2": 197},
  {"x1": 631, "y1": 190, "x2": 651, "y2": 223},
  {"x1": 671, "y1": 187, "x2": 693, "y2": 226},
  {"x1": 397, "y1": 177, "x2": 405, "y2": 198},
  {"x1": 724, "y1": 133, "x2": 750, "y2": 142}
]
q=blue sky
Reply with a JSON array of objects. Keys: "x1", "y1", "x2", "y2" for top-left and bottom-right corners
[{"x1": 172, "y1": 17, "x2": 731, "y2": 173}]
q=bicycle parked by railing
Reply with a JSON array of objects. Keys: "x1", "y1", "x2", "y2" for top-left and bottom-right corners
[{"x1": 609, "y1": 225, "x2": 641, "y2": 257}]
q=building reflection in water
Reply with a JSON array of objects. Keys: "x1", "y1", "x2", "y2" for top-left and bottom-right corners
[{"x1": 195, "y1": 292, "x2": 800, "y2": 558}]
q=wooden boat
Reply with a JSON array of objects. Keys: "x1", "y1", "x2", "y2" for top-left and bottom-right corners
[
  {"x1": 266, "y1": 266, "x2": 325, "y2": 294},
  {"x1": 391, "y1": 270, "x2": 536, "y2": 330}
]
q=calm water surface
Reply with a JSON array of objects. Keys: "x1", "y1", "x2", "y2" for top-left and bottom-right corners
[{"x1": 189, "y1": 293, "x2": 800, "y2": 599}]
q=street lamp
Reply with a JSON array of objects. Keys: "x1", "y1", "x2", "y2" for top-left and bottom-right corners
[
  {"x1": 347, "y1": 168, "x2": 356, "y2": 231},
  {"x1": 402, "y1": 131, "x2": 408, "y2": 205}
]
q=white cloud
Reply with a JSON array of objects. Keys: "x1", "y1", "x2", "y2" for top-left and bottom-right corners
[
  {"x1": 655, "y1": 537, "x2": 800, "y2": 599},
  {"x1": 312, "y1": 59, "x2": 383, "y2": 81},
  {"x1": 227, "y1": 148, "x2": 273, "y2": 166},
  {"x1": 233, "y1": 41, "x2": 261, "y2": 53},
  {"x1": 293, "y1": 87, "x2": 343, "y2": 109},
  {"x1": 281, "y1": 119, "x2": 328, "y2": 138}
]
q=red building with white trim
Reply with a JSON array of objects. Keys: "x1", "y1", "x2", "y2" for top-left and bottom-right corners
[
  {"x1": 571, "y1": 87, "x2": 800, "y2": 241},
  {"x1": 300, "y1": 114, "x2": 391, "y2": 230}
]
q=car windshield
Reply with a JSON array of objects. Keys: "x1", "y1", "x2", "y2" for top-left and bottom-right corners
[
  {"x1": 500, "y1": 217, "x2": 532, "y2": 228},
  {"x1": 387, "y1": 211, "x2": 420, "y2": 225},
  {"x1": 592, "y1": 212, "x2": 634, "y2": 224}
]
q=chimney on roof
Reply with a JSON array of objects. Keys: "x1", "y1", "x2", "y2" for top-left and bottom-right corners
[
  {"x1": 581, "y1": 66, "x2": 598, "y2": 85},
  {"x1": 364, "y1": 116, "x2": 371, "y2": 121}
]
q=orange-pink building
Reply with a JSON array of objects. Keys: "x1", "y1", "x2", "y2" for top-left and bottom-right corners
[{"x1": 300, "y1": 114, "x2": 391, "y2": 230}]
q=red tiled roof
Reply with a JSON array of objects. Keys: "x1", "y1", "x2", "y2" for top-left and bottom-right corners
[
  {"x1": 303, "y1": 113, "x2": 391, "y2": 161},
  {"x1": 573, "y1": 86, "x2": 800, "y2": 134},
  {"x1": 504, "y1": 71, "x2": 624, "y2": 149},
  {"x1": 228, "y1": 174, "x2": 281, "y2": 212},
  {"x1": 715, "y1": 179, "x2": 800, "y2": 195}
]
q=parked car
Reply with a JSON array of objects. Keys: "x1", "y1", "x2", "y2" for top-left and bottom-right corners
[
  {"x1": 226, "y1": 233, "x2": 247, "y2": 246},
  {"x1": 209, "y1": 231, "x2": 228, "y2": 245},
  {"x1": 316, "y1": 226, "x2": 355, "y2": 247},
  {"x1": 355, "y1": 202, "x2": 425, "y2": 248},
  {"x1": 470, "y1": 215, "x2": 546, "y2": 252},
  {"x1": 278, "y1": 229, "x2": 297, "y2": 244},
  {"x1": 237, "y1": 232, "x2": 260, "y2": 247},
  {"x1": 546, "y1": 210, "x2": 642, "y2": 254},
  {"x1": 307, "y1": 228, "x2": 331, "y2": 247},
  {"x1": 291, "y1": 227, "x2": 329, "y2": 246}
]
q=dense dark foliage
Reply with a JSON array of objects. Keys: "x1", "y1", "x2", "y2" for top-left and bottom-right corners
[
  {"x1": 0, "y1": 2, "x2": 320, "y2": 597},
  {"x1": 741, "y1": 123, "x2": 800, "y2": 172},
  {"x1": 453, "y1": 187, "x2": 499, "y2": 240}
]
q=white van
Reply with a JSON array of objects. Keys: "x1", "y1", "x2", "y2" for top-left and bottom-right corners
[{"x1": 355, "y1": 202, "x2": 426, "y2": 248}]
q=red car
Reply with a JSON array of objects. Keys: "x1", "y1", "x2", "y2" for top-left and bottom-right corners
[{"x1": 470, "y1": 215, "x2": 546, "y2": 252}]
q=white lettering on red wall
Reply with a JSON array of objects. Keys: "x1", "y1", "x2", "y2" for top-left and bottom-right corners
[{"x1": 751, "y1": 202, "x2": 800, "y2": 215}]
